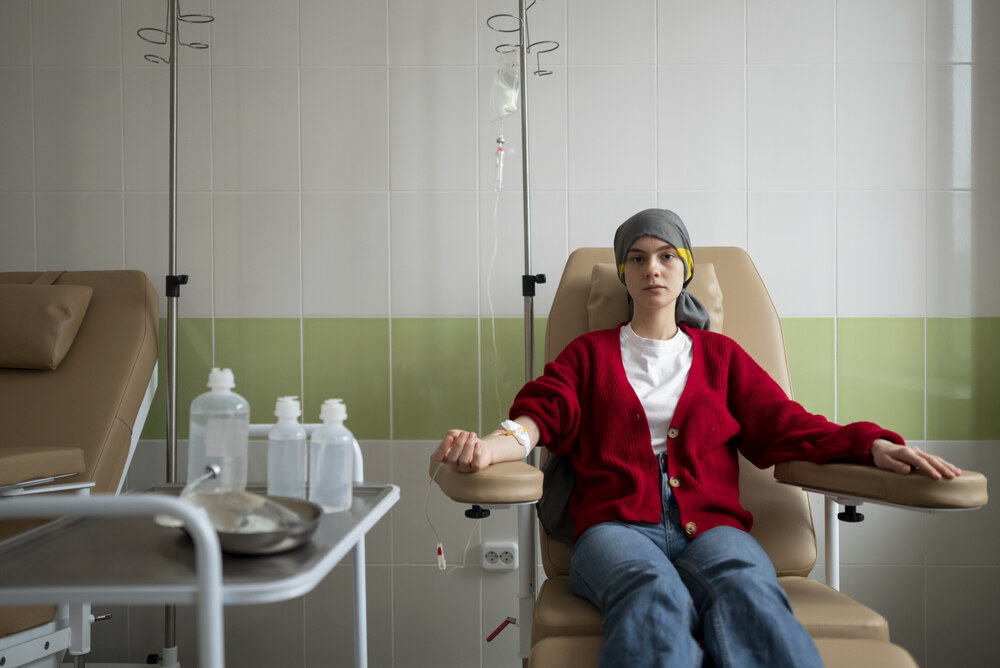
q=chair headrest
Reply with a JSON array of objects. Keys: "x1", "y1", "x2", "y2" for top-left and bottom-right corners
[{"x1": 585, "y1": 262, "x2": 724, "y2": 333}]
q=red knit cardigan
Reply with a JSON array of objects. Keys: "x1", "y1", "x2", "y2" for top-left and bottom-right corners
[{"x1": 510, "y1": 324, "x2": 904, "y2": 539}]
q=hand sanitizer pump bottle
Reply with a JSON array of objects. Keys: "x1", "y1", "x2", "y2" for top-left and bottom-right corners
[
  {"x1": 308, "y1": 399, "x2": 354, "y2": 512},
  {"x1": 267, "y1": 396, "x2": 308, "y2": 499},
  {"x1": 186, "y1": 368, "x2": 250, "y2": 493}
]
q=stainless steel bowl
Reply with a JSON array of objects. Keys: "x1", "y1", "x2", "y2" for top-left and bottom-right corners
[{"x1": 215, "y1": 496, "x2": 322, "y2": 556}]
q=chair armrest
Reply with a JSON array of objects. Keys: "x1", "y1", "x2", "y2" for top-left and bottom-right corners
[
  {"x1": 428, "y1": 457, "x2": 543, "y2": 505},
  {"x1": 774, "y1": 461, "x2": 988, "y2": 510}
]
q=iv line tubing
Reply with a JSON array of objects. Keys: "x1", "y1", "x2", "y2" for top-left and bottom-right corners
[{"x1": 488, "y1": 190, "x2": 503, "y2": 417}]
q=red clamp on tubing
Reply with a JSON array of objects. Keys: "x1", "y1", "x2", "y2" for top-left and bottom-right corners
[
  {"x1": 487, "y1": 617, "x2": 516, "y2": 642},
  {"x1": 436, "y1": 542, "x2": 446, "y2": 570}
]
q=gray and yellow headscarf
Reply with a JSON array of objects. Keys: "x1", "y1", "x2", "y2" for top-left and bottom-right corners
[{"x1": 613, "y1": 208, "x2": 710, "y2": 330}]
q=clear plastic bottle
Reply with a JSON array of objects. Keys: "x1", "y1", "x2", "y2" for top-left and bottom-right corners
[
  {"x1": 186, "y1": 368, "x2": 250, "y2": 493},
  {"x1": 308, "y1": 398, "x2": 354, "y2": 512},
  {"x1": 267, "y1": 396, "x2": 308, "y2": 499}
]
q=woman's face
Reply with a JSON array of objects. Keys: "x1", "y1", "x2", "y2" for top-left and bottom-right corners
[{"x1": 622, "y1": 235, "x2": 686, "y2": 314}]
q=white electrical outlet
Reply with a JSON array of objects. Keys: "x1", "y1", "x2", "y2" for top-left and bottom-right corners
[{"x1": 482, "y1": 541, "x2": 518, "y2": 571}]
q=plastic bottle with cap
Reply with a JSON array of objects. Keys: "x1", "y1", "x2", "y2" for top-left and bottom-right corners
[
  {"x1": 186, "y1": 368, "x2": 250, "y2": 493},
  {"x1": 308, "y1": 398, "x2": 354, "y2": 512},
  {"x1": 266, "y1": 396, "x2": 308, "y2": 499}
]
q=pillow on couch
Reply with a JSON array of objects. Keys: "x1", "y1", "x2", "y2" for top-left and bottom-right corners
[{"x1": 0, "y1": 284, "x2": 93, "y2": 369}]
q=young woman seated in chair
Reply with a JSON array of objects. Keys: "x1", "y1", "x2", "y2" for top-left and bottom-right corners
[{"x1": 433, "y1": 208, "x2": 961, "y2": 668}]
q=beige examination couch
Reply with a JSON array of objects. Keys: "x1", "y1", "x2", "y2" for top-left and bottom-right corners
[
  {"x1": 432, "y1": 247, "x2": 988, "y2": 668},
  {"x1": 0, "y1": 270, "x2": 159, "y2": 666}
]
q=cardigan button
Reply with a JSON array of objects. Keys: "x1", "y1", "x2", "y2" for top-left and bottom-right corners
[
  {"x1": 669, "y1": 477, "x2": 681, "y2": 488},
  {"x1": 684, "y1": 522, "x2": 697, "y2": 536},
  {"x1": 667, "y1": 427, "x2": 680, "y2": 439}
]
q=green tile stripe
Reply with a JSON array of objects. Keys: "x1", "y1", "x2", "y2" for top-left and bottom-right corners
[
  {"x1": 141, "y1": 318, "x2": 214, "y2": 441},
  {"x1": 784, "y1": 317, "x2": 1000, "y2": 440},
  {"x1": 139, "y1": 316, "x2": 1000, "y2": 443},
  {"x1": 391, "y1": 317, "x2": 479, "y2": 440},
  {"x1": 142, "y1": 318, "x2": 304, "y2": 440},
  {"x1": 837, "y1": 318, "x2": 925, "y2": 440},
  {"x1": 780, "y1": 317, "x2": 836, "y2": 421},
  {"x1": 142, "y1": 317, "x2": 391, "y2": 440},
  {"x1": 303, "y1": 318, "x2": 390, "y2": 440},
  {"x1": 927, "y1": 317, "x2": 1000, "y2": 440},
  {"x1": 215, "y1": 318, "x2": 303, "y2": 430},
  {"x1": 480, "y1": 316, "x2": 547, "y2": 432}
]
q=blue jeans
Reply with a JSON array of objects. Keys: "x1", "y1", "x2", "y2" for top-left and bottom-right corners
[{"x1": 569, "y1": 462, "x2": 822, "y2": 668}]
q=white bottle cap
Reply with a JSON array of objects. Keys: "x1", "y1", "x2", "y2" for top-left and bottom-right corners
[
  {"x1": 207, "y1": 367, "x2": 235, "y2": 391},
  {"x1": 320, "y1": 398, "x2": 347, "y2": 422},
  {"x1": 275, "y1": 396, "x2": 301, "y2": 419}
]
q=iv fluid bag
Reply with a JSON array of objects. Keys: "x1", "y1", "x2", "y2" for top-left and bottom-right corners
[{"x1": 489, "y1": 52, "x2": 520, "y2": 123}]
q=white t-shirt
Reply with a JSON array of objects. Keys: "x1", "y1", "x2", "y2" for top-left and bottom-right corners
[{"x1": 620, "y1": 323, "x2": 693, "y2": 455}]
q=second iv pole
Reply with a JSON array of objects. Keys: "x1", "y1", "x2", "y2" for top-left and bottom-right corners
[
  {"x1": 138, "y1": 1, "x2": 213, "y2": 665},
  {"x1": 487, "y1": 2, "x2": 559, "y2": 664},
  {"x1": 487, "y1": 0, "x2": 559, "y2": 394}
]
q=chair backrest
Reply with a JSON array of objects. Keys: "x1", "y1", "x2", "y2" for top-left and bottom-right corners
[
  {"x1": 0, "y1": 269, "x2": 158, "y2": 640},
  {"x1": 0, "y1": 270, "x2": 158, "y2": 496},
  {"x1": 539, "y1": 247, "x2": 817, "y2": 578}
]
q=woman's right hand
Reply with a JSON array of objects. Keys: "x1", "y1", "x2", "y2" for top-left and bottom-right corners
[{"x1": 433, "y1": 429, "x2": 495, "y2": 473}]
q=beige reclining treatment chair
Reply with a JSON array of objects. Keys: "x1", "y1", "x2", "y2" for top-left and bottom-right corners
[
  {"x1": 0, "y1": 270, "x2": 159, "y2": 667},
  {"x1": 432, "y1": 247, "x2": 987, "y2": 668}
]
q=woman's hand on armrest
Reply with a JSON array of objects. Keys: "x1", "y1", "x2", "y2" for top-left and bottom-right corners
[
  {"x1": 870, "y1": 438, "x2": 962, "y2": 480},
  {"x1": 433, "y1": 417, "x2": 541, "y2": 473},
  {"x1": 433, "y1": 429, "x2": 495, "y2": 473}
]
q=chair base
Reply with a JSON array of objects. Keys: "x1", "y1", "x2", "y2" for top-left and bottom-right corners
[
  {"x1": 529, "y1": 636, "x2": 918, "y2": 668},
  {"x1": 779, "y1": 576, "x2": 890, "y2": 641},
  {"x1": 531, "y1": 575, "x2": 891, "y2": 646},
  {"x1": 814, "y1": 637, "x2": 918, "y2": 668},
  {"x1": 0, "y1": 616, "x2": 67, "y2": 668}
]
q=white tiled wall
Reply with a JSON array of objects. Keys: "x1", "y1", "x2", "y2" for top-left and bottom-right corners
[
  {"x1": 3, "y1": 0, "x2": 997, "y2": 319},
  {"x1": 3, "y1": 1, "x2": 999, "y2": 667}
]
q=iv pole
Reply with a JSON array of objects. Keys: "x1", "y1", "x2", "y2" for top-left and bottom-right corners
[
  {"x1": 518, "y1": 0, "x2": 535, "y2": 388},
  {"x1": 139, "y1": 2, "x2": 217, "y2": 661},
  {"x1": 139, "y1": 0, "x2": 207, "y2": 662},
  {"x1": 163, "y1": 0, "x2": 182, "y2": 663},
  {"x1": 517, "y1": 3, "x2": 546, "y2": 418},
  {"x1": 514, "y1": 1, "x2": 544, "y2": 663},
  {"x1": 138, "y1": 1, "x2": 212, "y2": 512}
]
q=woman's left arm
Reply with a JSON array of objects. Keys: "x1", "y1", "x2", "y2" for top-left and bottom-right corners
[
  {"x1": 870, "y1": 438, "x2": 962, "y2": 479},
  {"x1": 727, "y1": 343, "x2": 962, "y2": 478}
]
